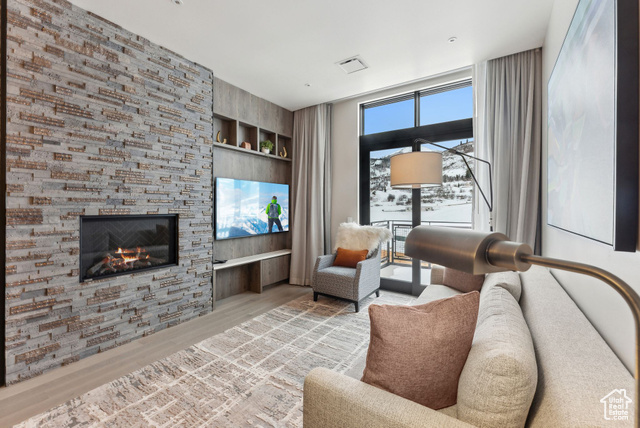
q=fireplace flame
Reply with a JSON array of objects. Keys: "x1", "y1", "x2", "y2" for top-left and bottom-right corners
[{"x1": 115, "y1": 247, "x2": 149, "y2": 264}]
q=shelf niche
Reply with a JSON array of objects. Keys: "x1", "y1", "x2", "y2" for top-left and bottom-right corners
[
  {"x1": 259, "y1": 129, "x2": 277, "y2": 155},
  {"x1": 277, "y1": 135, "x2": 292, "y2": 160},
  {"x1": 213, "y1": 114, "x2": 237, "y2": 146},
  {"x1": 238, "y1": 122, "x2": 258, "y2": 151}
]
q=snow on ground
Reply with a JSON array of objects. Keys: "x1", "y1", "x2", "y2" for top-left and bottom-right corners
[{"x1": 371, "y1": 203, "x2": 471, "y2": 223}]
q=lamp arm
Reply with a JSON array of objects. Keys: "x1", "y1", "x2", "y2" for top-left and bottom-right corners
[
  {"x1": 414, "y1": 138, "x2": 493, "y2": 213},
  {"x1": 521, "y1": 253, "x2": 640, "y2": 424}
]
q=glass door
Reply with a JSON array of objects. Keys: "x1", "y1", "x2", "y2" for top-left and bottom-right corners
[
  {"x1": 359, "y1": 81, "x2": 474, "y2": 296},
  {"x1": 369, "y1": 148, "x2": 431, "y2": 294}
]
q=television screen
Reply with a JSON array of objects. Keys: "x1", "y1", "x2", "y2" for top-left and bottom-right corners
[{"x1": 215, "y1": 178, "x2": 290, "y2": 240}]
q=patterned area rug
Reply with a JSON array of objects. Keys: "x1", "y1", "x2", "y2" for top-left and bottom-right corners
[{"x1": 16, "y1": 291, "x2": 414, "y2": 428}]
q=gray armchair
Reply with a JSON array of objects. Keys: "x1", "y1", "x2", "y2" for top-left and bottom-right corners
[{"x1": 311, "y1": 247, "x2": 381, "y2": 312}]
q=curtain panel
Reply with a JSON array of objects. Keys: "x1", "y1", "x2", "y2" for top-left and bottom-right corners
[
  {"x1": 290, "y1": 104, "x2": 332, "y2": 285},
  {"x1": 475, "y1": 49, "x2": 542, "y2": 250}
]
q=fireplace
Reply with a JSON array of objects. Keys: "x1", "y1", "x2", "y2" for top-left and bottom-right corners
[{"x1": 79, "y1": 215, "x2": 179, "y2": 282}]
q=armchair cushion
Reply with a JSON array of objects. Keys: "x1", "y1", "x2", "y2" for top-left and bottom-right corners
[
  {"x1": 316, "y1": 266, "x2": 357, "y2": 279},
  {"x1": 361, "y1": 292, "x2": 480, "y2": 410},
  {"x1": 333, "y1": 247, "x2": 368, "y2": 268}
]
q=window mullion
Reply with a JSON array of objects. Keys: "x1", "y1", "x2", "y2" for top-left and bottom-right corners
[{"x1": 414, "y1": 91, "x2": 420, "y2": 128}]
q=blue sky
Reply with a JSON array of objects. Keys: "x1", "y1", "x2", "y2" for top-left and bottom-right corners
[{"x1": 366, "y1": 86, "x2": 473, "y2": 158}]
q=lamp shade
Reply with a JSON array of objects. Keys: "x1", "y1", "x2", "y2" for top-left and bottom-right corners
[{"x1": 390, "y1": 151, "x2": 443, "y2": 188}]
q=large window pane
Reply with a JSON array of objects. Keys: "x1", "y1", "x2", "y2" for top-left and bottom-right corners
[
  {"x1": 360, "y1": 80, "x2": 473, "y2": 290},
  {"x1": 420, "y1": 86, "x2": 473, "y2": 126},
  {"x1": 420, "y1": 139, "x2": 473, "y2": 226},
  {"x1": 363, "y1": 98, "x2": 414, "y2": 135}
]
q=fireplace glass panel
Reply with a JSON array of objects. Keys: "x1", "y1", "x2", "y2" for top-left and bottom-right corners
[{"x1": 80, "y1": 215, "x2": 178, "y2": 282}]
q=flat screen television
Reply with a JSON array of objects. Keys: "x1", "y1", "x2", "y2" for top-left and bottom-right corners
[{"x1": 215, "y1": 177, "x2": 290, "y2": 240}]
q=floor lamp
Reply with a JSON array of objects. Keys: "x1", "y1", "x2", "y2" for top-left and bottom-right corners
[
  {"x1": 405, "y1": 226, "x2": 640, "y2": 427},
  {"x1": 390, "y1": 138, "x2": 494, "y2": 230}
]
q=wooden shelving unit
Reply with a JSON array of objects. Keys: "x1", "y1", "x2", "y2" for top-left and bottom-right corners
[
  {"x1": 212, "y1": 120, "x2": 292, "y2": 162},
  {"x1": 213, "y1": 100, "x2": 293, "y2": 161},
  {"x1": 213, "y1": 141, "x2": 292, "y2": 162},
  {"x1": 212, "y1": 78, "x2": 294, "y2": 303},
  {"x1": 212, "y1": 250, "x2": 292, "y2": 306},
  {"x1": 259, "y1": 128, "x2": 277, "y2": 155},
  {"x1": 237, "y1": 122, "x2": 258, "y2": 150},
  {"x1": 277, "y1": 135, "x2": 292, "y2": 159},
  {"x1": 213, "y1": 113, "x2": 237, "y2": 146}
]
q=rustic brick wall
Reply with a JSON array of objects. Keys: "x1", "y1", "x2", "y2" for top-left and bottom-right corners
[{"x1": 4, "y1": 0, "x2": 214, "y2": 384}]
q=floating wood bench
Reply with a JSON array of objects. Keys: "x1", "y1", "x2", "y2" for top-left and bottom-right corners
[{"x1": 212, "y1": 249, "x2": 292, "y2": 307}]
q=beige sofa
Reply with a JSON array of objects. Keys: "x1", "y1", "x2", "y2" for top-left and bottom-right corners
[{"x1": 304, "y1": 266, "x2": 634, "y2": 427}]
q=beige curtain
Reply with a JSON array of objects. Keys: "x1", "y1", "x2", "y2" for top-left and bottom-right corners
[
  {"x1": 290, "y1": 104, "x2": 332, "y2": 285},
  {"x1": 476, "y1": 49, "x2": 542, "y2": 250}
]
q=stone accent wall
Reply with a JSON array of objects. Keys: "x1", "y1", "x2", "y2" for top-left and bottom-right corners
[{"x1": 4, "y1": 0, "x2": 214, "y2": 384}]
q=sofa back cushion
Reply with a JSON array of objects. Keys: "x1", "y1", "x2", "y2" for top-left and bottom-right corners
[
  {"x1": 456, "y1": 279, "x2": 537, "y2": 428},
  {"x1": 520, "y1": 266, "x2": 635, "y2": 427}
]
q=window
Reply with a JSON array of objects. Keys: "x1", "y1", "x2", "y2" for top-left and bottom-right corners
[
  {"x1": 420, "y1": 85, "x2": 473, "y2": 126},
  {"x1": 362, "y1": 95, "x2": 414, "y2": 135},
  {"x1": 359, "y1": 80, "x2": 473, "y2": 294}
]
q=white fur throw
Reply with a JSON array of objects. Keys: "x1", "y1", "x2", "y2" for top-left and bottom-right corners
[{"x1": 333, "y1": 222, "x2": 393, "y2": 256}]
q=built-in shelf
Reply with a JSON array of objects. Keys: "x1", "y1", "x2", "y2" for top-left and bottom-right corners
[
  {"x1": 213, "y1": 112, "x2": 293, "y2": 162},
  {"x1": 213, "y1": 114, "x2": 237, "y2": 146},
  {"x1": 259, "y1": 128, "x2": 277, "y2": 155},
  {"x1": 214, "y1": 142, "x2": 292, "y2": 162},
  {"x1": 212, "y1": 250, "x2": 292, "y2": 306},
  {"x1": 213, "y1": 249, "x2": 292, "y2": 271},
  {"x1": 277, "y1": 135, "x2": 292, "y2": 159},
  {"x1": 238, "y1": 122, "x2": 258, "y2": 150}
]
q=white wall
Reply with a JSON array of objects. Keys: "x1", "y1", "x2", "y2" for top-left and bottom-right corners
[
  {"x1": 542, "y1": 0, "x2": 640, "y2": 373},
  {"x1": 330, "y1": 69, "x2": 472, "y2": 240}
]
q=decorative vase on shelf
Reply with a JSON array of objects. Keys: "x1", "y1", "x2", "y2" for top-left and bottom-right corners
[
  {"x1": 260, "y1": 140, "x2": 273, "y2": 155},
  {"x1": 279, "y1": 146, "x2": 288, "y2": 158}
]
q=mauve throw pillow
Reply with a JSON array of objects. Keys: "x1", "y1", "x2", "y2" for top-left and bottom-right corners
[
  {"x1": 361, "y1": 292, "x2": 480, "y2": 410},
  {"x1": 443, "y1": 267, "x2": 485, "y2": 293},
  {"x1": 333, "y1": 247, "x2": 368, "y2": 268}
]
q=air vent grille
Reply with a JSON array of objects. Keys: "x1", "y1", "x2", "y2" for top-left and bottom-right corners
[{"x1": 337, "y1": 56, "x2": 368, "y2": 74}]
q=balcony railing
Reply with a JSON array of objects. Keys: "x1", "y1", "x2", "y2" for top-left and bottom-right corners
[{"x1": 371, "y1": 220, "x2": 472, "y2": 267}]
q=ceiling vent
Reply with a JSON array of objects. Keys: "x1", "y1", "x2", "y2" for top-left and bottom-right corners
[{"x1": 337, "y1": 56, "x2": 368, "y2": 74}]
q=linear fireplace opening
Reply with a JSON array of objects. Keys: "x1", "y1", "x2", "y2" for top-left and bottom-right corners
[{"x1": 80, "y1": 215, "x2": 179, "y2": 282}]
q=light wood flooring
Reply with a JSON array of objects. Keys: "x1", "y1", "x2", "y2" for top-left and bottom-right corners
[{"x1": 0, "y1": 283, "x2": 311, "y2": 427}]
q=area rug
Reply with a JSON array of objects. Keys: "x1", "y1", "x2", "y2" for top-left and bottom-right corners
[{"x1": 16, "y1": 291, "x2": 414, "y2": 428}]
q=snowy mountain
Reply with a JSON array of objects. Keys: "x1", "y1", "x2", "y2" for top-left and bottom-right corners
[{"x1": 217, "y1": 207, "x2": 289, "y2": 239}]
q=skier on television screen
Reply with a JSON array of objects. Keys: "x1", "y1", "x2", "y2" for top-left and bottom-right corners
[{"x1": 266, "y1": 196, "x2": 283, "y2": 233}]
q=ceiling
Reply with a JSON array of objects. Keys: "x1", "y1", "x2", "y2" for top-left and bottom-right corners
[{"x1": 67, "y1": 0, "x2": 555, "y2": 111}]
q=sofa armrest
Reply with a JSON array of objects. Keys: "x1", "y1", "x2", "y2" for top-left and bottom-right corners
[
  {"x1": 304, "y1": 368, "x2": 473, "y2": 428},
  {"x1": 430, "y1": 264, "x2": 445, "y2": 285}
]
